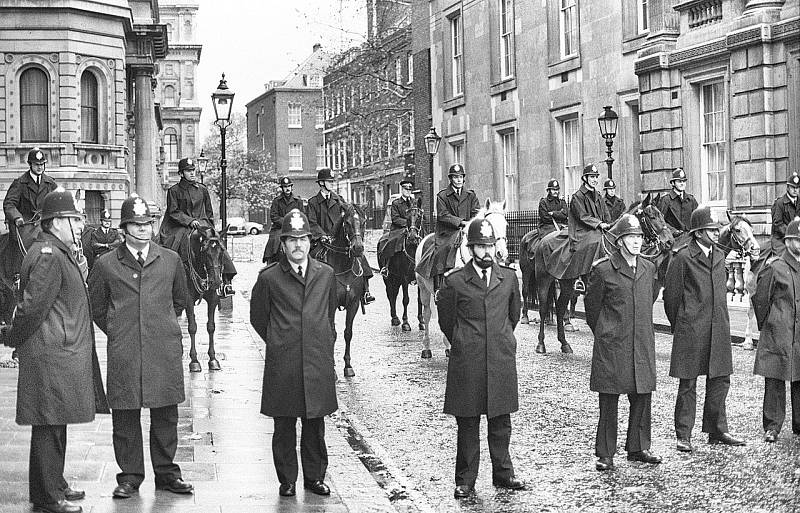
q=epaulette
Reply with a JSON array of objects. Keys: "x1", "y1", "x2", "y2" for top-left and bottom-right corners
[
  {"x1": 672, "y1": 243, "x2": 689, "y2": 254},
  {"x1": 591, "y1": 256, "x2": 609, "y2": 269},
  {"x1": 444, "y1": 267, "x2": 462, "y2": 277},
  {"x1": 40, "y1": 244, "x2": 53, "y2": 255},
  {"x1": 498, "y1": 263, "x2": 515, "y2": 271},
  {"x1": 259, "y1": 262, "x2": 278, "y2": 274}
]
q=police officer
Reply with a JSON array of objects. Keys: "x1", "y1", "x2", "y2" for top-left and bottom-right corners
[
  {"x1": 250, "y1": 210, "x2": 338, "y2": 498},
  {"x1": 262, "y1": 176, "x2": 303, "y2": 264},
  {"x1": 88, "y1": 210, "x2": 122, "y2": 263},
  {"x1": 586, "y1": 214, "x2": 662, "y2": 471},
  {"x1": 159, "y1": 157, "x2": 236, "y2": 296},
  {"x1": 378, "y1": 178, "x2": 417, "y2": 273},
  {"x1": 432, "y1": 164, "x2": 480, "y2": 290},
  {"x1": 752, "y1": 217, "x2": 800, "y2": 442},
  {"x1": 88, "y1": 195, "x2": 193, "y2": 499},
  {"x1": 538, "y1": 179, "x2": 567, "y2": 238},
  {"x1": 307, "y1": 168, "x2": 374, "y2": 303},
  {"x1": 566, "y1": 164, "x2": 612, "y2": 284},
  {"x1": 437, "y1": 218, "x2": 524, "y2": 499},
  {"x1": 603, "y1": 179, "x2": 626, "y2": 222},
  {"x1": 1, "y1": 188, "x2": 107, "y2": 513},
  {"x1": 664, "y1": 206, "x2": 745, "y2": 452},
  {"x1": 769, "y1": 171, "x2": 799, "y2": 257},
  {"x1": 657, "y1": 168, "x2": 698, "y2": 238}
]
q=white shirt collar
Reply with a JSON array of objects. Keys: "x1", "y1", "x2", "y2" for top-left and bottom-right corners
[
  {"x1": 696, "y1": 240, "x2": 712, "y2": 258},
  {"x1": 472, "y1": 261, "x2": 491, "y2": 283},
  {"x1": 29, "y1": 171, "x2": 41, "y2": 184},
  {"x1": 289, "y1": 259, "x2": 308, "y2": 276},
  {"x1": 126, "y1": 243, "x2": 149, "y2": 261}
]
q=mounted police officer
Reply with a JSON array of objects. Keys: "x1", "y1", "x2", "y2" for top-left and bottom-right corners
[
  {"x1": 262, "y1": 176, "x2": 304, "y2": 264},
  {"x1": 307, "y1": 168, "x2": 374, "y2": 304},
  {"x1": 566, "y1": 164, "x2": 611, "y2": 288},
  {"x1": 769, "y1": 171, "x2": 799, "y2": 257},
  {"x1": 88, "y1": 210, "x2": 122, "y2": 264},
  {"x1": 437, "y1": 217, "x2": 524, "y2": 499},
  {"x1": 159, "y1": 157, "x2": 236, "y2": 296},
  {"x1": 378, "y1": 178, "x2": 418, "y2": 274},
  {"x1": 538, "y1": 179, "x2": 567, "y2": 238},
  {"x1": 586, "y1": 214, "x2": 662, "y2": 472},
  {"x1": 603, "y1": 179, "x2": 626, "y2": 222},
  {"x1": 432, "y1": 164, "x2": 480, "y2": 291},
  {"x1": 657, "y1": 168, "x2": 698, "y2": 238},
  {"x1": 664, "y1": 206, "x2": 745, "y2": 453}
]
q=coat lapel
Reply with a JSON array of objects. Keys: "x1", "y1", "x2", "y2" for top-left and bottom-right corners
[
  {"x1": 487, "y1": 263, "x2": 504, "y2": 292},
  {"x1": 280, "y1": 257, "x2": 306, "y2": 287},
  {"x1": 142, "y1": 244, "x2": 160, "y2": 268},
  {"x1": 690, "y1": 241, "x2": 712, "y2": 269},
  {"x1": 610, "y1": 251, "x2": 635, "y2": 280},
  {"x1": 116, "y1": 245, "x2": 140, "y2": 271}
]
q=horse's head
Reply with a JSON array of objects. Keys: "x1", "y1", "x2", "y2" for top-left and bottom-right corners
[
  {"x1": 340, "y1": 203, "x2": 365, "y2": 257},
  {"x1": 483, "y1": 199, "x2": 508, "y2": 263},
  {"x1": 629, "y1": 198, "x2": 674, "y2": 256},
  {"x1": 722, "y1": 214, "x2": 760, "y2": 259},
  {"x1": 405, "y1": 197, "x2": 424, "y2": 247},
  {"x1": 190, "y1": 226, "x2": 225, "y2": 289}
]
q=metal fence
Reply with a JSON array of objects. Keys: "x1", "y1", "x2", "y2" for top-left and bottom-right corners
[{"x1": 505, "y1": 210, "x2": 540, "y2": 262}]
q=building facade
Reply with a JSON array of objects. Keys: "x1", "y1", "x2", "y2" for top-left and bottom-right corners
[{"x1": 0, "y1": 0, "x2": 167, "y2": 225}]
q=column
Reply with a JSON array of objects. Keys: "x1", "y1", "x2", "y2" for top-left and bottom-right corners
[{"x1": 133, "y1": 64, "x2": 156, "y2": 200}]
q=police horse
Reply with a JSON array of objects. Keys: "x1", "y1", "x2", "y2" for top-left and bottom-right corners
[
  {"x1": 380, "y1": 197, "x2": 425, "y2": 332},
  {"x1": 414, "y1": 199, "x2": 508, "y2": 359}
]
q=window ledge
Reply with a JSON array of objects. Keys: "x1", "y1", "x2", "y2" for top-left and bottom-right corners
[
  {"x1": 489, "y1": 78, "x2": 517, "y2": 96},
  {"x1": 443, "y1": 95, "x2": 465, "y2": 111},
  {"x1": 74, "y1": 143, "x2": 126, "y2": 151},
  {"x1": 622, "y1": 33, "x2": 649, "y2": 55},
  {"x1": 547, "y1": 55, "x2": 581, "y2": 78}
]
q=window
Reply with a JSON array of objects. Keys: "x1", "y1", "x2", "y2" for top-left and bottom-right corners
[
  {"x1": 560, "y1": 0, "x2": 578, "y2": 58},
  {"x1": 20, "y1": 67, "x2": 49, "y2": 142},
  {"x1": 316, "y1": 106, "x2": 325, "y2": 127},
  {"x1": 84, "y1": 191, "x2": 104, "y2": 225},
  {"x1": 309, "y1": 75, "x2": 322, "y2": 88},
  {"x1": 407, "y1": 53, "x2": 414, "y2": 84},
  {"x1": 163, "y1": 85, "x2": 176, "y2": 107},
  {"x1": 289, "y1": 143, "x2": 303, "y2": 170},
  {"x1": 395, "y1": 57, "x2": 402, "y2": 84},
  {"x1": 256, "y1": 112, "x2": 261, "y2": 135},
  {"x1": 80, "y1": 71, "x2": 99, "y2": 144},
  {"x1": 701, "y1": 82, "x2": 727, "y2": 204},
  {"x1": 164, "y1": 128, "x2": 179, "y2": 161},
  {"x1": 183, "y1": 19, "x2": 192, "y2": 40},
  {"x1": 562, "y1": 117, "x2": 581, "y2": 192},
  {"x1": 500, "y1": 0, "x2": 515, "y2": 79},
  {"x1": 501, "y1": 131, "x2": 518, "y2": 210},
  {"x1": 288, "y1": 103, "x2": 302, "y2": 128},
  {"x1": 638, "y1": 0, "x2": 649, "y2": 34},
  {"x1": 317, "y1": 144, "x2": 325, "y2": 169},
  {"x1": 451, "y1": 142, "x2": 464, "y2": 165},
  {"x1": 451, "y1": 15, "x2": 464, "y2": 96}
]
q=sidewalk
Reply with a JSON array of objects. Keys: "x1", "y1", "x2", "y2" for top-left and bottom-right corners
[{"x1": 0, "y1": 273, "x2": 394, "y2": 512}]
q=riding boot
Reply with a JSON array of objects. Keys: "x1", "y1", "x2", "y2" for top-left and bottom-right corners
[
  {"x1": 363, "y1": 277, "x2": 375, "y2": 305},
  {"x1": 433, "y1": 274, "x2": 441, "y2": 294}
]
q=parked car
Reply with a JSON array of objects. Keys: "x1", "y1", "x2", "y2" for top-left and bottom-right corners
[{"x1": 225, "y1": 216, "x2": 263, "y2": 236}]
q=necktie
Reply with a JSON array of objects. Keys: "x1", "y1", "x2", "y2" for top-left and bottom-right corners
[
  {"x1": 482, "y1": 269, "x2": 488, "y2": 287},
  {"x1": 137, "y1": 251, "x2": 144, "y2": 267},
  {"x1": 297, "y1": 265, "x2": 303, "y2": 278}
]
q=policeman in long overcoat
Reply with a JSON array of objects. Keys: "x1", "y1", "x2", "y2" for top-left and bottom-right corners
[
  {"x1": 585, "y1": 214, "x2": 661, "y2": 471},
  {"x1": 566, "y1": 164, "x2": 611, "y2": 279},
  {"x1": 88, "y1": 195, "x2": 192, "y2": 499},
  {"x1": 752, "y1": 218, "x2": 800, "y2": 442},
  {"x1": 1, "y1": 188, "x2": 106, "y2": 513},
  {"x1": 769, "y1": 171, "x2": 799, "y2": 257},
  {"x1": 656, "y1": 168, "x2": 698, "y2": 238},
  {"x1": 262, "y1": 176, "x2": 304, "y2": 264},
  {"x1": 538, "y1": 179, "x2": 567, "y2": 238},
  {"x1": 250, "y1": 209, "x2": 338, "y2": 498},
  {"x1": 438, "y1": 218, "x2": 524, "y2": 499},
  {"x1": 378, "y1": 179, "x2": 418, "y2": 271},
  {"x1": 603, "y1": 179, "x2": 626, "y2": 222},
  {"x1": 663, "y1": 206, "x2": 744, "y2": 452},
  {"x1": 88, "y1": 210, "x2": 122, "y2": 265}
]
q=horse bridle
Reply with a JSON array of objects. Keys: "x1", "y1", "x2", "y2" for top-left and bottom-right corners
[
  {"x1": 401, "y1": 207, "x2": 424, "y2": 263},
  {"x1": 187, "y1": 228, "x2": 223, "y2": 296}
]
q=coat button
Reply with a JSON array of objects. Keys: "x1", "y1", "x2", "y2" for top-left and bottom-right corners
[{"x1": 132, "y1": 273, "x2": 138, "y2": 279}]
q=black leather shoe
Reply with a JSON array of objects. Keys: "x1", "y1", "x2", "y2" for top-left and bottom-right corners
[
  {"x1": 278, "y1": 483, "x2": 296, "y2": 497},
  {"x1": 303, "y1": 480, "x2": 330, "y2": 496},
  {"x1": 33, "y1": 500, "x2": 82, "y2": 513},
  {"x1": 156, "y1": 478, "x2": 194, "y2": 494},
  {"x1": 627, "y1": 450, "x2": 663, "y2": 464},
  {"x1": 453, "y1": 484, "x2": 474, "y2": 498},
  {"x1": 595, "y1": 457, "x2": 614, "y2": 471},
  {"x1": 676, "y1": 438, "x2": 693, "y2": 452},
  {"x1": 112, "y1": 482, "x2": 138, "y2": 499},
  {"x1": 63, "y1": 487, "x2": 85, "y2": 501},
  {"x1": 492, "y1": 476, "x2": 525, "y2": 490},
  {"x1": 708, "y1": 432, "x2": 745, "y2": 446},
  {"x1": 764, "y1": 430, "x2": 778, "y2": 443}
]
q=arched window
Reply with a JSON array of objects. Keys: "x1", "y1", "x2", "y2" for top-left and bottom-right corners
[
  {"x1": 164, "y1": 128, "x2": 178, "y2": 161},
  {"x1": 20, "y1": 67, "x2": 49, "y2": 142},
  {"x1": 81, "y1": 71, "x2": 99, "y2": 143},
  {"x1": 163, "y1": 85, "x2": 176, "y2": 107},
  {"x1": 183, "y1": 20, "x2": 192, "y2": 40}
]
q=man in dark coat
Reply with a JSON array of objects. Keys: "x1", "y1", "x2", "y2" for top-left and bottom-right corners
[
  {"x1": 538, "y1": 178, "x2": 567, "y2": 238},
  {"x1": 656, "y1": 168, "x2": 698, "y2": 238},
  {"x1": 752, "y1": 218, "x2": 800, "y2": 442},
  {"x1": 158, "y1": 157, "x2": 236, "y2": 296},
  {"x1": 769, "y1": 171, "x2": 799, "y2": 257},
  {"x1": 586, "y1": 214, "x2": 662, "y2": 472},
  {"x1": 566, "y1": 164, "x2": 611, "y2": 281},
  {"x1": 88, "y1": 195, "x2": 193, "y2": 499},
  {"x1": 251, "y1": 209, "x2": 338, "y2": 498},
  {"x1": 437, "y1": 218, "x2": 524, "y2": 499},
  {"x1": 1, "y1": 188, "x2": 105, "y2": 513},
  {"x1": 663, "y1": 205, "x2": 745, "y2": 452},
  {"x1": 88, "y1": 209, "x2": 122, "y2": 264},
  {"x1": 378, "y1": 178, "x2": 417, "y2": 272},
  {"x1": 603, "y1": 179, "x2": 626, "y2": 222},
  {"x1": 262, "y1": 176, "x2": 304, "y2": 264},
  {"x1": 432, "y1": 164, "x2": 480, "y2": 290},
  {"x1": 307, "y1": 167, "x2": 374, "y2": 303}
]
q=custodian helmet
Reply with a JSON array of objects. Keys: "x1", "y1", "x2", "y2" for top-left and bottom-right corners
[
  {"x1": 278, "y1": 176, "x2": 293, "y2": 186},
  {"x1": 119, "y1": 195, "x2": 153, "y2": 226},
  {"x1": 317, "y1": 168, "x2": 335, "y2": 181},
  {"x1": 466, "y1": 218, "x2": 496, "y2": 246},
  {"x1": 40, "y1": 188, "x2": 83, "y2": 221},
  {"x1": 178, "y1": 158, "x2": 196, "y2": 173},
  {"x1": 448, "y1": 164, "x2": 466, "y2": 177},
  {"x1": 609, "y1": 214, "x2": 643, "y2": 240},
  {"x1": 582, "y1": 164, "x2": 600, "y2": 177},
  {"x1": 689, "y1": 206, "x2": 722, "y2": 233},
  {"x1": 670, "y1": 168, "x2": 688, "y2": 182},
  {"x1": 546, "y1": 179, "x2": 560, "y2": 190},
  {"x1": 280, "y1": 209, "x2": 312, "y2": 239},
  {"x1": 784, "y1": 217, "x2": 800, "y2": 240},
  {"x1": 787, "y1": 172, "x2": 800, "y2": 188},
  {"x1": 603, "y1": 179, "x2": 617, "y2": 190}
]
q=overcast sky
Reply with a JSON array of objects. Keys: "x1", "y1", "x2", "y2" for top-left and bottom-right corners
[{"x1": 195, "y1": 0, "x2": 367, "y2": 141}]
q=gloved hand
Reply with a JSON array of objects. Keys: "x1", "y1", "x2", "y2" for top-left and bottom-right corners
[
  {"x1": 14, "y1": 218, "x2": 24, "y2": 227},
  {"x1": 190, "y1": 220, "x2": 201, "y2": 229}
]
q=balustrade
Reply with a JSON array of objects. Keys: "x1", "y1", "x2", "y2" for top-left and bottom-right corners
[{"x1": 687, "y1": 0, "x2": 723, "y2": 28}]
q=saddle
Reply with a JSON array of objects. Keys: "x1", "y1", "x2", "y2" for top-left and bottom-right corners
[{"x1": 538, "y1": 227, "x2": 605, "y2": 280}]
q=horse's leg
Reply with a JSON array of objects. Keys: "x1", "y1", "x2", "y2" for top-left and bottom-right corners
[
  {"x1": 520, "y1": 262, "x2": 530, "y2": 324},
  {"x1": 418, "y1": 275, "x2": 433, "y2": 359},
  {"x1": 207, "y1": 293, "x2": 221, "y2": 371},
  {"x1": 387, "y1": 277, "x2": 400, "y2": 326},
  {"x1": 536, "y1": 274, "x2": 550, "y2": 354},
  {"x1": 400, "y1": 281, "x2": 411, "y2": 332},
  {"x1": 564, "y1": 292, "x2": 580, "y2": 332},
  {"x1": 556, "y1": 280, "x2": 574, "y2": 353},
  {"x1": 417, "y1": 281, "x2": 424, "y2": 331},
  {"x1": 343, "y1": 301, "x2": 358, "y2": 377},
  {"x1": 186, "y1": 298, "x2": 201, "y2": 372},
  {"x1": 742, "y1": 306, "x2": 757, "y2": 350}
]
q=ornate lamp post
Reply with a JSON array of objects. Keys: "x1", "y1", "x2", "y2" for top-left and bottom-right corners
[
  {"x1": 597, "y1": 105, "x2": 619, "y2": 179},
  {"x1": 423, "y1": 127, "x2": 442, "y2": 227},
  {"x1": 197, "y1": 150, "x2": 209, "y2": 185},
  {"x1": 211, "y1": 73, "x2": 235, "y2": 248}
]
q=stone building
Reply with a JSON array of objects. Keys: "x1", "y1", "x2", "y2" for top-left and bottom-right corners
[{"x1": 0, "y1": 0, "x2": 167, "y2": 224}]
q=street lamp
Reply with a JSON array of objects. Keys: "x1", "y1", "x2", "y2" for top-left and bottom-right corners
[
  {"x1": 423, "y1": 127, "x2": 441, "y2": 227},
  {"x1": 598, "y1": 105, "x2": 619, "y2": 179},
  {"x1": 197, "y1": 150, "x2": 209, "y2": 184},
  {"x1": 211, "y1": 73, "x2": 235, "y2": 248}
]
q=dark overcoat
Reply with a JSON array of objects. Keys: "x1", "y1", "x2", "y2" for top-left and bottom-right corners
[
  {"x1": 433, "y1": 187, "x2": 479, "y2": 274},
  {"x1": 604, "y1": 195, "x2": 626, "y2": 223},
  {"x1": 382, "y1": 196, "x2": 416, "y2": 257},
  {"x1": 438, "y1": 263, "x2": 521, "y2": 418},
  {"x1": 770, "y1": 193, "x2": 798, "y2": 256},
  {"x1": 307, "y1": 191, "x2": 345, "y2": 240},
  {"x1": 657, "y1": 191, "x2": 698, "y2": 235},
  {"x1": 9, "y1": 232, "x2": 97, "y2": 425},
  {"x1": 3, "y1": 171, "x2": 58, "y2": 225},
  {"x1": 585, "y1": 252, "x2": 657, "y2": 394},
  {"x1": 89, "y1": 227, "x2": 122, "y2": 259},
  {"x1": 159, "y1": 178, "x2": 214, "y2": 250},
  {"x1": 538, "y1": 196, "x2": 567, "y2": 233},
  {"x1": 567, "y1": 185, "x2": 609, "y2": 249},
  {"x1": 752, "y1": 251, "x2": 800, "y2": 382},
  {"x1": 263, "y1": 193, "x2": 304, "y2": 262},
  {"x1": 663, "y1": 241, "x2": 732, "y2": 379},
  {"x1": 88, "y1": 243, "x2": 188, "y2": 409},
  {"x1": 250, "y1": 257, "x2": 338, "y2": 418}
]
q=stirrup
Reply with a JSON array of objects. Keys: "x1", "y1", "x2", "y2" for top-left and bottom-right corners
[
  {"x1": 218, "y1": 283, "x2": 235, "y2": 298},
  {"x1": 573, "y1": 277, "x2": 586, "y2": 294},
  {"x1": 363, "y1": 291, "x2": 375, "y2": 305},
  {"x1": 380, "y1": 266, "x2": 389, "y2": 278}
]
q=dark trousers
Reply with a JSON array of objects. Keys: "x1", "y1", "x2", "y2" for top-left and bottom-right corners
[
  {"x1": 112, "y1": 405, "x2": 181, "y2": 486},
  {"x1": 272, "y1": 417, "x2": 327, "y2": 485},
  {"x1": 763, "y1": 378, "x2": 800, "y2": 434},
  {"x1": 454, "y1": 414, "x2": 514, "y2": 487},
  {"x1": 675, "y1": 376, "x2": 730, "y2": 440},
  {"x1": 29, "y1": 425, "x2": 70, "y2": 505},
  {"x1": 595, "y1": 393, "x2": 652, "y2": 458}
]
